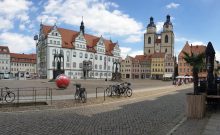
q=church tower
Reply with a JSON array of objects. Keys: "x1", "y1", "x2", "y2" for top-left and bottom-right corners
[
  {"x1": 161, "y1": 15, "x2": 174, "y2": 56},
  {"x1": 144, "y1": 17, "x2": 156, "y2": 55}
]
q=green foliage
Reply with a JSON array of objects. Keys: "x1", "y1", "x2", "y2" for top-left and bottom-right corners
[{"x1": 183, "y1": 51, "x2": 205, "y2": 94}]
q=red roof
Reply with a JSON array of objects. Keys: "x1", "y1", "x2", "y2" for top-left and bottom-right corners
[
  {"x1": 178, "y1": 42, "x2": 206, "y2": 58},
  {"x1": 151, "y1": 53, "x2": 165, "y2": 58},
  {"x1": 10, "y1": 53, "x2": 36, "y2": 64},
  {"x1": 42, "y1": 25, "x2": 116, "y2": 55},
  {"x1": 155, "y1": 39, "x2": 161, "y2": 43},
  {"x1": 0, "y1": 46, "x2": 10, "y2": 54}
]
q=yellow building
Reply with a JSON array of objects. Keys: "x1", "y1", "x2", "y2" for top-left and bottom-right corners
[{"x1": 151, "y1": 53, "x2": 165, "y2": 79}]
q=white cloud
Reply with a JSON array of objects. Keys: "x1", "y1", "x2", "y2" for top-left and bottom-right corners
[
  {"x1": 0, "y1": 18, "x2": 13, "y2": 31},
  {"x1": 215, "y1": 50, "x2": 220, "y2": 61},
  {"x1": 0, "y1": 32, "x2": 35, "y2": 53},
  {"x1": 38, "y1": 0, "x2": 143, "y2": 40},
  {"x1": 156, "y1": 22, "x2": 164, "y2": 33},
  {"x1": 120, "y1": 46, "x2": 143, "y2": 59},
  {"x1": 124, "y1": 35, "x2": 141, "y2": 43},
  {"x1": 0, "y1": 0, "x2": 32, "y2": 31},
  {"x1": 166, "y1": 2, "x2": 180, "y2": 9},
  {"x1": 191, "y1": 41, "x2": 205, "y2": 45},
  {"x1": 19, "y1": 24, "x2": 25, "y2": 31}
]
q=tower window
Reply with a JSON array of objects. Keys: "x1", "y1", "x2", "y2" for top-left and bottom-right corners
[
  {"x1": 148, "y1": 37, "x2": 151, "y2": 44},
  {"x1": 165, "y1": 35, "x2": 168, "y2": 43}
]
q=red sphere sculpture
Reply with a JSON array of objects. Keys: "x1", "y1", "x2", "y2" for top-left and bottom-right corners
[{"x1": 55, "y1": 74, "x2": 70, "y2": 89}]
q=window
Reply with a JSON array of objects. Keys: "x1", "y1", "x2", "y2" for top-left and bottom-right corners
[
  {"x1": 73, "y1": 52, "x2": 76, "y2": 57},
  {"x1": 95, "y1": 64, "x2": 97, "y2": 69},
  {"x1": 79, "y1": 63, "x2": 82, "y2": 68},
  {"x1": 66, "y1": 51, "x2": 70, "y2": 62},
  {"x1": 100, "y1": 56, "x2": 102, "y2": 60},
  {"x1": 99, "y1": 65, "x2": 102, "y2": 69},
  {"x1": 79, "y1": 52, "x2": 83, "y2": 58},
  {"x1": 57, "y1": 41, "x2": 60, "y2": 45},
  {"x1": 73, "y1": 62, "x2": 76, "y2": 68},
  {"x1": 95, "y1": 55, "x2": 98, "y2": 60},
  {"x1": 108, "y1": 57, "x2": 110, "y2": 62},
  {"x1": 165, "y1": 48, "x2": 167, "y2": 53},
  {"x1": 66, "y1": 63, "x2": 70, "y2": 68},
  {"x1": 54, "y1": 41, "x2": 56, "y2": 44},
  {"x1": 55, "y1": 33, "x2": 58, "y2": 36},
  {"x1": 52, "y1": 49, "x2": 56, "y2": 55},
  {"x1": 50, "y1": 40, "x2": 52, "y2": 44},
  {"x1": 148, "y1": 37, "x2": 151, "y2": 44},
  {"x1": 165, "y1": 35, "x2": 168, "y2": 43},
  {"x1": 85, "y1": 53, "x2": 88, "y2": 58},
  {"x1": 148, "y1": 49, "x2": 150, "y2": 53},
  {"x1": 90, "y1": 54, "x2": 93, "y2": 59}
]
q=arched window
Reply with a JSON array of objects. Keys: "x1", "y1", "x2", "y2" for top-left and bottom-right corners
[
  {"x1": 165, "y1": 35, "x2": 168, "y2": 43},
  {"x1": 73, "y1": 62, "x2": 76, "y2": 68},
  {"x1": 148, "y1": 37, "x2": 151, "y2": 44},
  {"x1": 66, "y1": 51, "x2": 70, "y2": 62}
]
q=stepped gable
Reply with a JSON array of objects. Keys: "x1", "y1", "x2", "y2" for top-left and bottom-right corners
[
  {"x1": 0, "y1": 46, "x2": 10, "y2": 54},
  {"x1": 178, "y1": 41, "x2": 206, "y2": 58}
]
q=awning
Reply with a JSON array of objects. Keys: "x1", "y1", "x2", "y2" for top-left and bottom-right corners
[{"x1": 163, "y1": 74, "x2": 173, "y2": 78}]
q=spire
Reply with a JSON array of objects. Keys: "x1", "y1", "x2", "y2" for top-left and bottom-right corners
[
  {"x1": 80, "y1": 16, "x2": 85, "y2": 35},
  {"x1": 166, "y1": 15, "x2": 170, "y2": 22},
  {"x1": 164, "y1": 14, "x2": 172, "y2": 26},
  {"x1": 147, "y1": 16, "x2": 156, "y2": 28}
]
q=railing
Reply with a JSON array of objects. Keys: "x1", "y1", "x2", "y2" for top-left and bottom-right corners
[
  {"x1": 0, "y1": 87, "x2": 52, "y2": 107},
  {"x1": 96, "y1": 87, "x2": 106, "y2": 101}
]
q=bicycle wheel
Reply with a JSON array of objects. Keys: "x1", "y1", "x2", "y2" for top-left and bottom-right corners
[
  {"x1": 105, "y1": 87, "x2": 112, "y2": 96},
  {"x1": 5, "y1": 92, "x2": 15, "y2": 103},
  {"x1": 81, "y1": 91, "x2": 87, "y2": 103},
  {"x1": 126, "y1": 88, "x2": 132, "y2": 97},
  {"x1": 74, "y1": 90, "x2": 80, "y2": 100}
]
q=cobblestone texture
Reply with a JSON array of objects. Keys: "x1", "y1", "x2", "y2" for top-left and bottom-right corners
[{"x1": 0, "y1": 88, "x2": 191, "y2": 135}]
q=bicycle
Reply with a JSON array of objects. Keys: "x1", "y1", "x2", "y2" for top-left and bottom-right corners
[
  {"x1": 105, "y1": 82, "x2": 132, "y2": 97},
  {"x1": 0, "y1": 87, "x2": 15, "y2": 103},
  {"x1": 74, "y1": 83, "x2": 87, "y2": 103}
]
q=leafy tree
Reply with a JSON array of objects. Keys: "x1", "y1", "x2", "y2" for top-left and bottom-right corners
[{"x1": 183, "y1": 52, "x2": 205, "y2": 94}]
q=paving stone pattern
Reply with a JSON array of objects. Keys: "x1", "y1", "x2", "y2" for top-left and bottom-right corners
[{"x1": 0, "y1": 89, "x2": 191, "y2": 135}]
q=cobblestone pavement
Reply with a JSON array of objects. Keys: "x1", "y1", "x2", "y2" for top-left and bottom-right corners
[{"x1": 0, "y1": 87, "x2": 191, "y2": 135}]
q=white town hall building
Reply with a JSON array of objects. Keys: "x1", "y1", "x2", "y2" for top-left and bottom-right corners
[{"x1": 36, "y1": 21, "x2": 121, "y2": 79}]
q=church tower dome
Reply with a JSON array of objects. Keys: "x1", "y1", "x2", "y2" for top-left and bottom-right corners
[
  {"x1": 147, "y1": 17, "x2": 156, "y2": 33},
  {"x1": 163, "y1": 15, "x2": 173, "y2": 32}
]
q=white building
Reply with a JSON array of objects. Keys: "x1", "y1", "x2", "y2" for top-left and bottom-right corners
[
  {"x1": 0, "y1": 46, "x2": 10, "y2": 79},
  {"x1": 36, "y1": 21, "x2": 121, "y2": 79}
]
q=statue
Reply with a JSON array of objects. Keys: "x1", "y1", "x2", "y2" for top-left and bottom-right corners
[{"x1": 52, "y1": 50, "x2": 65, "y2": 79}]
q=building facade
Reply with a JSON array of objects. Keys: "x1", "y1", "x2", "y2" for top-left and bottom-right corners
[
  {"x1": 144, "y1": 15, "x2": 174, "y2": 57},
  {"x1": 120, "y1": 56, "x2": 133, "y2": 79},
  {"x1": 10, "y1": 53, "x2": 37, "y2": 78},
  {"x1": 178, "y1": 41, "x2": 206, "y2": 77},
  {"x1": 36, "y1": 21, "x2": 121, "y2": 79},
  {"x1": 151, "y1": 53, "x2": 165, "y2": 79},
  {"x1": 0, "y1": 46, "x2": 10, "y2": 79}
]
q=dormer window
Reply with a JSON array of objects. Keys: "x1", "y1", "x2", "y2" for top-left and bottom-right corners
[{"x1": 55, "y1": 33, "x2": 58, "y2": 36}]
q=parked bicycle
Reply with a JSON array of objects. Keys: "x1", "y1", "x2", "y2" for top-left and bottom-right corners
[
  {"x1": 73, "y1": 83, "x2": 87, "y2": 103},
  {"x1": 0, "y1": 87, "x2": 15, "y2": 103},
  {"x1": 106, "y1": 82, "x2": 132, "y2": 97}
]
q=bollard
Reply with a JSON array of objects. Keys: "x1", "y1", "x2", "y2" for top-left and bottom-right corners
[
  {"x1": 104, "y1": 89, "x2": 105, "y2": 101},
  {"x1": 17, "y1": 88, "x2": 19, "y2": 107}
]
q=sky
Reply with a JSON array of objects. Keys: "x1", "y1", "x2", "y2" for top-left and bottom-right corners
[{"x1": 0, "y1": 0, "x2": 220, "y2": 60}]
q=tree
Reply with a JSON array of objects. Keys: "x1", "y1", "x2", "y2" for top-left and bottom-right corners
[{"x1": 183, "y1": 52, "x2": 205, "y2": 95}]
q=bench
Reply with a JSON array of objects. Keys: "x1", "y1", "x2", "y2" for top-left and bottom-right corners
[{"x1": 206, "y1": 95, "x2": 220, "y2": 111}]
